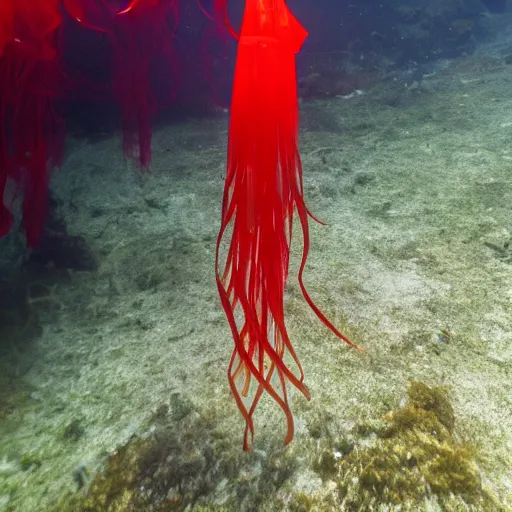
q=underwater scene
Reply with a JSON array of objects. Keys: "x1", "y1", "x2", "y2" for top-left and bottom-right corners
[{"x1": 1, "y1": 0, "x2": 512, "y2": 510}]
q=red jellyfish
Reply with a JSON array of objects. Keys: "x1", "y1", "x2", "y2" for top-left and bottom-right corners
[
  {"x1": 213, "y1": 0, "x2": 362, "y2": 450},
  {"x1": 0, "y1": 0, "x2": 65, "y2": 247},
  {"x1": 63, "y1": 0, "x2": 180, "y2": 168}
]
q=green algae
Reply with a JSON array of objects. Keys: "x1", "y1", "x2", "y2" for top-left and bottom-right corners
[
  {"x1": 314, "y1": 381, "x2": 504, "y2": 511},
  {"x1": 53, "y1": 407, "x2": 298, "y2": 512},
  {"x1": 54, "y1": 436, "x2": 154, "y2": 512},
  {"x1": 49, "y1": 381, "x2": 504, "y2": 512}
]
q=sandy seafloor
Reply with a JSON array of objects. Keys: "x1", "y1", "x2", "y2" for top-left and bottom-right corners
[{"x1": 2, "y1": 23, "x2": 512, "y2": 512}]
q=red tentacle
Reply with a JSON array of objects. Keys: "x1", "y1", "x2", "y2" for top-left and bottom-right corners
[{"x1": 215, "y1": 0, "x2": 361, "y2": 450}]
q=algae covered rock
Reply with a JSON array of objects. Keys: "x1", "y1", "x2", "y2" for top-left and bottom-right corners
[{"x1": 313, "y1": 381, "x2": 503, "y2": 511}]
